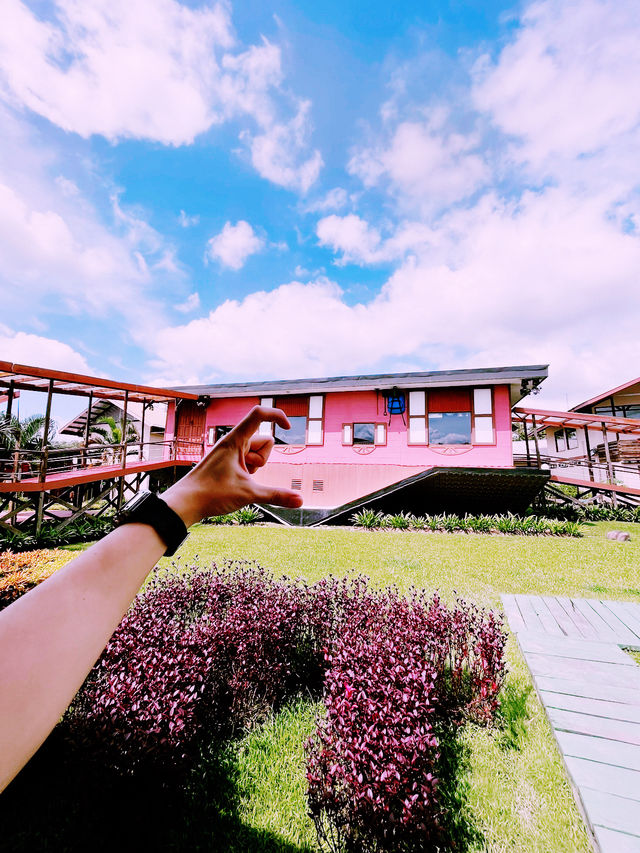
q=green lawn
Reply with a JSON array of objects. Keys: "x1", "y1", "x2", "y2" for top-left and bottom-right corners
[{"x1": 165, "y1": 520, "x2": 640, "y2": 852}]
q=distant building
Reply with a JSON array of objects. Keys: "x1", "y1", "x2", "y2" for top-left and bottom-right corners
[
  {"x1": 169, "y1": 365, "x2": 549, "y2": 524},
  {"x1": 542, "y1": 377, "x2": 640, "y2": 490},
  {"x1": 60, "y1": 399, "x2": 167, "y2": 461}
]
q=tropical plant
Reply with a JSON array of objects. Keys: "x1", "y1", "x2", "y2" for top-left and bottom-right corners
[
  {"x1": 89, "y1": 416, "x2": 139, "y2": 463},
  {"x1": 350, "y1": 508, "x2": 384, "y2": 529},
  {"x1": 0, "y1": 413, "x2": 56, "y2": 478}
]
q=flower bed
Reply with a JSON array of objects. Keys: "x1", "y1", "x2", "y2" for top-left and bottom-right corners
[
  {"x1": 58, "y1": 562, "x2": 506, "y2": 849},
  {"x1": 0, "y1": 548, "x2": 74, "y2": 610},
  {"x1": 351, "y1": 509, "x2": 582, "y2": 536}
]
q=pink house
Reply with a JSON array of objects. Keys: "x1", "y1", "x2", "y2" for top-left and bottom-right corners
[{"x1": 167, "y1": 365, "x2": 549, "y2": 524}]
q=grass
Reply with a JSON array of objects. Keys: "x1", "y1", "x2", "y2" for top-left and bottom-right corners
[
  {"x1": 7, "y1": 519, "x2": 640, "y2": 851},
  {"x1": 172, "y1": 519, "x2": 640, "y2": 608}
]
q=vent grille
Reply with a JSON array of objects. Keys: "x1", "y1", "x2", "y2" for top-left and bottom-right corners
[
  {"x1": 291, "y1": 478, "x2": 302, "y2": 490},
  {"x1": 312, "y1": 480, "x2": 324, "y2": 492}
]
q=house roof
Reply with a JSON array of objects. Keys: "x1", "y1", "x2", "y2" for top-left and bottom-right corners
[
  {"x1": 60, "y1": 400, "x2": 167, "y2": 437},
  {"x1": 514, "y1": 405, "x2": 640, "y2": 436},
  {"x1": 571, "y1": 377, "x2": 640, "y2": 413},
  {"x1": 174, "y1": 364, "x2": 548, "y2": 406},
  {"x1": 0, "y1": 361, "x2": 198, "y2": 405}
]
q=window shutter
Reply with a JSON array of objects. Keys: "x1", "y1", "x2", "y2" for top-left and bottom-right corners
[
  {"x1": 259, "y1": 397, "x2": 274, "y2": 436},
  {"x1": 342, "y1": 424, "x2": 352, "y2": 445},
  {"x1": 473, "y1": 388, "x2": 494, "y2": 444},
  {"x1": 307, "y1": 395, "x2": 323, "y2": 445},
  {"x1": 375, "y1": 424, "x2": 386, "y2": 445}
]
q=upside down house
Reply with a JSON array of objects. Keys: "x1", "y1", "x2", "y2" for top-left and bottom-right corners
[{"x1": 168, "y1": 365, "x2": 550, "y2": 525}]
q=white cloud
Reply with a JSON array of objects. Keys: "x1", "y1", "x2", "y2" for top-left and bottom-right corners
[
  {"x1": 303, "y1": 187, "x2": 349, "y2": 213},
  {"x1": 0, "y1": 0, "x2": 322, "y2": 191},
  {"x1": 205, "y1": 220, "x2": 265, "y2": 270},
  {"x1": 349, "y1": 116, "x2": 487, "y2": 213},
  {"x1": 0, "y1": 0, "x2": 233, "y2": 145},
  {"x1": 316, "y1": 214, "x2": 381, "y2": 264},
  {"x1": 473, "y1": 0, "x2": 640, "y2": 176},
  {"x1": 0, "y1": 329, "x2": 92, "y2": 373},
  {"x1": 175, "y1": 292, "x2": 201, "y2": 313},
  {"x1": 316, "y1": 214, "x2": 434, "y2": 265},
  {"x1": 248, "y1": 100, "x2": 323, "y2": 193},
  {"x1": 0, "y1": 105, "x2": 172, "y2": 340},
  {"x1": 178, "y1": 210, "x2": 200, "y2": 228}
]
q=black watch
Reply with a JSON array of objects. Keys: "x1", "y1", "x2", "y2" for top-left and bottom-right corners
[{"x1": 116, "y1": 491, "x2": 188, "y2": 557}]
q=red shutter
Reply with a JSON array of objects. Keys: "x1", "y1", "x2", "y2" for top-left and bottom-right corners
[
  {"x1": 428, "y1": 389, "x2": 471, "y2": 413},
  {"x1": 276, "y1": 396, "x2": 308, "y2": 416}
]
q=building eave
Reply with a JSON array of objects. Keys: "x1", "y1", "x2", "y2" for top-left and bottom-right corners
[{"x1": 173, "y1": 364, "x2": 548, "y2": 405}]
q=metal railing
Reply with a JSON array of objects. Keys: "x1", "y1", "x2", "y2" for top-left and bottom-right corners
[
  {"x1": 0, "y1": 439, "x2": 188, "y2": 484},
  {"x1": 514, "y1": 452, "x2": 640, "y2": 487}
]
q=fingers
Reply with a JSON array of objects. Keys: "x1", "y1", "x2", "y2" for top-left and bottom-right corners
[
  {"x1": 232, "y1": 406, "x2": 291, "y2": 442},
  {"x1": 245, "y1": 434, "x2": 275, "y2": 473},
  {"x1": 251, "y1": 483, "x2": 304, "y2": 508}
]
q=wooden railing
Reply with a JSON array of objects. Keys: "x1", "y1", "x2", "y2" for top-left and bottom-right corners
[{"x1": 0, "y1": 440, "x2": 178, "y2": 484}]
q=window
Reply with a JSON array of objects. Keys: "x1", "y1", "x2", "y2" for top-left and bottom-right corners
[
  {"x1": 472, "y1": 388, "x2": 494, "y2": 445},
  {"x1": 429, "y1": 412, "x2": 472, "y2": 445},
  {"x1": 307, "y1": 396, "x2": 324, "y2": 445},
  {"x1": 555, "y1": 428, "x2": 578, "y2": 451},
  {"x1": 259, "y1": 397, "x2": 274, "y2": 436},
  {"x1": 408, "y1": 390, "x2": 427, "y2": 444},
  {"x1": 207, "y1": 425, "x2": 233, "y2": 444},
  {"x1": 275, "y1": 416, "x2": 306, "y2": 445},
  {"x1": 595, "y1": 404, "x2": 640, "y2": 419},
  {"x1": 259, "y1": 395, "x2": 324, "y2": 445},
  {"x1": 353, "y1": 423, "x2": 375, "y2": 444},
  {"x1": 343, "y1": 422, "x2": 387, "y2": 446}
]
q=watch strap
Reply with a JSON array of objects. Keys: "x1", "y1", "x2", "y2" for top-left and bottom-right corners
[{"x1": 117, "y1": 491, "x2": 188, "y2": 557}]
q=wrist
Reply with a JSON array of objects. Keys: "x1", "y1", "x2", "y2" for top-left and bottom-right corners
[{"x1": 161, "y1": 483, "x2": 204, "y2": 528}]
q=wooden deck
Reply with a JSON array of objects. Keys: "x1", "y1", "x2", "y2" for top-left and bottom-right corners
[
  {"x1": 502, "y1": 594, "x2": 640, "y2": 852},
  {"x1": 0, "y1": 458, "x2": 192, "y2": 493}
]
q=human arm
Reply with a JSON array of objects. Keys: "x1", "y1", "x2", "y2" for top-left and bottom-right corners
[{"x1": 0, "y1": 406, "x2": 302, "y2": 792}]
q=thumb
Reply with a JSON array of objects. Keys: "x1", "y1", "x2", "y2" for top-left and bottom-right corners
[{"x1": 251, "y1": 483, "x2": 304, "y2": 508}]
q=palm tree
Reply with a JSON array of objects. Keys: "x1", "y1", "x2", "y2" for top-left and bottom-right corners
[
  {"x1": 0, "y1": 414, "x2": 56, "y2": 478},
  {"x1": 89, "y1": 416, "x2": 139, "y2": 464}
]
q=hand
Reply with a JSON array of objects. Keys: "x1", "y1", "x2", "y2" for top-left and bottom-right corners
[{"x1": 162, "y1": 406, "x2": 304, "y2": 526}]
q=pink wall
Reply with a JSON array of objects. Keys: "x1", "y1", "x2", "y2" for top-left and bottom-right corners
[{"x1": 201, "y1": 386, "x2": 513, "y2": 468}]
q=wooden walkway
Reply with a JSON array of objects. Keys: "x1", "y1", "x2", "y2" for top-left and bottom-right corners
[{"x1": 502, "y1": 594, "x2": 640, "y2": 853}]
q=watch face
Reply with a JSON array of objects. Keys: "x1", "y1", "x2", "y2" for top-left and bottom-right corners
[{"x1": 121, "y1": 491, "x2": 151, "y2": 516}]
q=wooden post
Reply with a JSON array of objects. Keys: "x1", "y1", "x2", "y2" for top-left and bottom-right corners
[
  {"x1": 601, "y1": 421, "x2": 617, "y2": 507},
  {"x1": 121, "y1": 389, "x2": 129, "y2": 470},
  {"x1": 36, "y1": 379, "x2": 55, "y2": 535},
  {"x1": 523, "y1": 416, "x2": 531, "y2": 466},
  {"x1": 584, "y1": 425, "x2": 593, "y2": 481},
  {"x1": 139, "y1": 400, "x2": 147, "y2": 461},
  {"x1": 5, "y1": 381, "x2": 14, "y2": 419},
  {"x1": 118, "y1": 390, "x2": 129, "y2": 511},
  {"x1": 83, "y1": 390, "x2": 93, "y2": 469},
  {"x1": 39, "y1": 379, "x2": 54, "y2": 484},
  {"x1": 531, "y1": 414, "x2": 542, "y2": 468}
]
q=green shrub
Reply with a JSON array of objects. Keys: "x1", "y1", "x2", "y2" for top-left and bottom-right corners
[
  {"x1": 233, "y1": 506, "x2": 263, "y2": 525},
  {"x1": 349, "y1": 510, "x2": 582, "y2": 537},
  {"x1": 386, "y1": 511, "x2": 412, "y2": 529},
  {"x1": 0, "y1": 515, "x2": 115, "y2": 553},
  {"x1": 350, "y1": 508, "x2": 384, "y2": 529}
]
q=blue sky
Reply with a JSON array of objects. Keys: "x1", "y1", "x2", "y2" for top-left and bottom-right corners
[{"x1": 1, "y1": 0, "x2": 640, "y2": 423}]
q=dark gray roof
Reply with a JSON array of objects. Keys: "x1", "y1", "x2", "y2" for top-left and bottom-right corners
[{"x1": 173, "y1": 364, "x2": 548, "y2": 404}]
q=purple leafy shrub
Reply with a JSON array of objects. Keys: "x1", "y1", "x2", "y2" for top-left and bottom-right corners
[{"x1": 306, "y1": 585, "x2": 507, "y2": 852}]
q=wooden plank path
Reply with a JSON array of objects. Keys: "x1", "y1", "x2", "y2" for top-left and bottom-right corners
[{"x1": 502, "y1": 594, "x2": 640, "y2": 852}]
